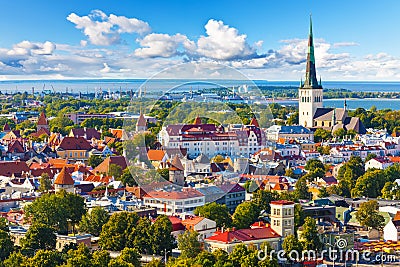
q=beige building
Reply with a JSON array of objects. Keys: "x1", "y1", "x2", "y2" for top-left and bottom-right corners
[{"x1": 270, "y1": 200, "x2": 295, "y2": 238}]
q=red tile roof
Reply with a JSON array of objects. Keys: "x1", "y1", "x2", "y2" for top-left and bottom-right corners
[
  {"x1": 250, "y1": 117, "x2": 260, "y2": 128},
  {"x1": 147, "y1": 150, "x2": 166, "y2": 161},
  {"x1": 169, "y1": 155, "x2": 184, "y2": 171},
  {"x1": 58, "y1": 137, "x2": 92, "y2": 151},
  {"x1": 136, "y1": 113, "x2": 147, "y2": 127},
  {"x1": 37, "y1": 111, "x2": 48, "y2": 125},
  {"x1": 270, "y1": 200, "x2": 295, "y2": 205},
  {"x1": 71, "y1": 128, "x2": 101, "y2": 140},
  {"x1": 205, "y1": 226, "x2": 279, "y2": 243},
  {"x1": 0, "y1": 161, "x2": 29, "y2": 177},
  {"x1": 54, "y1": 167, "x2": 74, "y2": 185},
  {"x1": 93, "y1": 156, "x2": 127, "y2": 174},
  {"x1": 168, "y1": 216, "x2": 185, "y2": 231}
]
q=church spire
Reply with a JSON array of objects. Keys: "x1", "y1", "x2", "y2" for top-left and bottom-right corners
[{"x1": 303, "y1": 15, "x2": 320, "y2": 89}]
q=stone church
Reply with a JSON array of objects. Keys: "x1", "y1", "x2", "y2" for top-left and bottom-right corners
[{"x1": 298, "y1": 17, "x2": 366, "y2": 134}]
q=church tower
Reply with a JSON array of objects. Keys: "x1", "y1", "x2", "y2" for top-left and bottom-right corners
[{"x1": 299, "y1": 16, "x2": 323, "y2": 128}]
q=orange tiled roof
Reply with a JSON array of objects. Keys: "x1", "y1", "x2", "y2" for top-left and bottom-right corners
[
  {"x1": 147, "y1": 150, "x2": 165, "y2": 161},
  {"x1": 54, "y1": 167, "x2": 74, "y2": 185}
]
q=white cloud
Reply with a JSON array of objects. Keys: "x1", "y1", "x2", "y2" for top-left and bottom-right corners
[
  {"x1": 135, "y1": 33, "x2": 195, "y2": 58},
  {"x1": 100, "y1": 63, "x2": 111, "y2": 73},
  {"x1": 67, "y1": 10, "x2": 151, "y2": 45},
  {"x1": 196, "y1": 19, "x2": 257, "y2": 60}
]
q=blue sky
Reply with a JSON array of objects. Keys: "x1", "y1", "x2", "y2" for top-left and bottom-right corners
[{"x1": 0, "y1": 0, "x2": 399, "y2": 80}]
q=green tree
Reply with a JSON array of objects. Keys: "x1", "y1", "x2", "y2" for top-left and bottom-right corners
[
  {"x1": 284, "y1": 168, "x2": 295, "y2": 178},
  {"x1": 92, "y1": 250, "x2": 111, "y2": 267},
  {"x1": 99, "y1": 212, "x2": 139, "y2": 251},
  {"x1": 351, "y1": 169, "x2": 386, "y2": 198},
  {"x1": 156, "y1": 168, "x2": 169, "y2": 180},
  {"x1": 333, "y1": 128, "x2": 346, "y2": 139},
  {"x1": 38, "y1": 173, "x2": 52, "y2": 193},
  {"x1": 381, "y1": 182, "x2": 400, "y2": 200},
  {"x1": 314, "y1": 128, "x2": 332, "y2": 142},
  {"x1": 294, "y1": 204, "x2": 305, "y2": 229},
  {"x1": 212, "y1": 155, "x2": 224, "y2": 163},
  {"x1": 251, "y1": 190, "x2": 278, "y2": 213},
  {"x1": 305, "y1": 159, "x2": 325, "y2": 171},
  {"x1": 286, "y1": 111, "x2": 299, "y2": 125},
  {"x1": 109, "y1": 164, "x2": 123, "y2": 179},
  {"x1": 258, "y1": 242, "x2": 279, "y2": 267},
  {"x1": 177, "y1": 230, "x2": 201, "y2": 259},
  {"x1": 146, "y1": 258, "x2": 165, "y2": 267},
  {"x1": 355, "y1": 200, "x2": 385, "y2": 230},
  {"x1": 131, "y1": 217, "x2": 152, "y2": 254},
  {"x1": 88, "y1": 155, "x2": 103, "y2": 168},
  {"x1": 3, "y1": 251, "x2": 28, "y2": 267},
  {"x1": 300, "y1": 217, "x2": 322, "y2": 251},
  {"x1": 0, "y1": 230, "x2": 13, "y2": 260},
  {"x1": 294, "y1": 177, "x2": 311, "y2": 200},
  {"x1": 66, "y1": 243, "x2": 92, "y2": 267},
  {"x1": 282, "y1": 234, "x2": 303, "y2": 262},
  {"x1": 232, "y1": 202, "x2": 259, "y2": 229},
  {"x1": 49, "y1": 116, "x2": 74, "y2": 135},
  {"x1": 194, "y1": 202, "x2": 232, "y2": 228},
  {"x1": 118, "y1": 167, "x2": 138, "y2": 187},
  {"x1": 21, "y1": 223, "x2": 56, "y2": 251},
  {"x1": 0, "y1": 217, "x2": 8, "y2": 232},
  {"x1": 109, "y1": 248, "x2": 141, "y2": 267},
  {"x1": 318, "y1": 187, "x2": 330, "y2": 198},
  {"x1": 26, "y1": 249, "x2": 64, "y2": 267},
  {"x1": 193, "y1": 251, "x2": 215, "y2": 267},
  {"x1": 79, "y1": 206, "x2": 110, "y2": 236},
  {"x1": 25, "y1": 191, "x2": 86, "y2": 234},
  {"x1": 337, "y1": 156, "x2": 365, "y2": 197},
  {"x1": 150, "y1": 215, "x2": 175, "y2": 256}
]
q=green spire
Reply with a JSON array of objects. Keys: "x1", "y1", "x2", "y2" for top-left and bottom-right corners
[{"x1": 303, "y1": 14, "x2": 320, "y2": 89}]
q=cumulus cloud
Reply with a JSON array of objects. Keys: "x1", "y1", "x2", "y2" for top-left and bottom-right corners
[
  {"x1": 196, "y1": 19, "x2": 258, "y2": 60},
  {"x1": 134, "y1": 33, "x2": 195, "y2": 58},
  {"x1": 67, "y1": 10, "x2": 151, "y2": 45}
]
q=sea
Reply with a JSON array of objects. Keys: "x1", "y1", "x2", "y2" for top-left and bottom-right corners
[{"x1": 0, "y1": 79, "x2": 399, "y2": 110}]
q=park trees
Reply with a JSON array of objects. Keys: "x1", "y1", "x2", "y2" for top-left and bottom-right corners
[
  {"x1": 194, "y1": 202, "x2": 232, "y2": 228},
  {"x1": 355, "y1": 200, "x2": 385, "y2": 230},
  {"x1": 232, "y1": 202, "x2": 260, "y2": 229}
]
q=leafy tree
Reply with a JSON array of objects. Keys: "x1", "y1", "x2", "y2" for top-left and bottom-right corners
[
  {"x1": 232, "y1": 201, "x2": 259, "y2": 229},
  {"x1": 355, "y1": 200, "x2": 385, "y2": 230},
  {"x1": 49, "y1": 116, "x2": 74, "y2": 135},
  {"x1": 99, "y1": 211, "x2": 139, "y2": 251},
  {"x1": 228, "y1": 244, "x2": 259, "y2": 267},
  {"x1": 383, "y1": 163, "x2": 400, "y2": 182},
  {"x1": 337, "y1": 156, "x2": 365, "y2": 197},
  {"x1": 0, "y1": 230, "x2": 13, "y2": 260},
  {"x1": 286, "y1": 111, "x2": 299, "y2": 125},
  {"x1": 177, "y1": 230, "x2": 201, "y2": 258},
  {"x1": 131, "y1": 217, "x2": 152, "y2": 254},
  {"x1": 284, "y1": 168, "x2": 295, "y2": 178},
  {"x1": 26, "y1": 249, "x2": 64, "y2": 267},
  {"x1": 79, "y1": 206, "x2": 110, "y2": 236},
  {"x1": 150, "y1": 215, "x2": 175, "y2": 255},
  {"x1": 294, "y1": 204, "x2": 305, "y2": 229},
  {"x1": 251, "y1": 190, "x2": 278, "y2": 213},
  {"x1": 381, "y1": 182, "x2": 400, "y2": 200},
  {"x1": 118, "y1": 168, "x2": 137, "y2": 187},
  {"x1": 3, "y1": 251, "x2": 27, "y2": 267},
  {"x1": 0, "y1": 217, "x2": 8, "y2": 232},
  {"x1": 294, "y1": 177, "x2": 311, "y2": 200},
  {"x1": 282, "y1": 234, "x2": 303, "y2": 262},
  {"x1": 21, "y1": 223, "x2": 56, "y2": 251},
  {"x1": 25, "y1": 191, "x2": 86, "y2": 234},
  {"x1": 156, "y1": 168, "x2": 169, "y2": 180},
  {"x1": 351, "y1": 169, "x2": 386, "y2": 198},
  {"x1": 300, "y1": 217, "x2": 322, "y2": 251},
  {"x1": 193, "y1": 251, "x2": 215, "y2": 267},
  {"x1": 258, "y1": 242, "x2": 279, "y2": 267},
  {"x1": 317, "y1": 145, "x2": 331, "y2": 155},
  {"x1": 109, "y1": 247, "x2": 141, "y2": 267},
  {"x1": 314, "y1": 128, "x2": 332, "y2": 142},
  {"x1": 38, "y1": 173, "x2": 52, "y2": 193},
  {"x1": 109, "y1": 163, "x2": 123, "y2": 179},
  {"x1": 66, "y1": 243, "x2": 92, "y2": 267},
  {"x1": 305, "y1": 159, "x2": 324, "y2": 172},
  {"x1": 194, "y1": 202, "x2": 232, "y2": 228},
  {"x1": 212, "y1": 155, "x2": 224, "y2": 163},
  {"x1": 92, "y1": 250, "x2": 111, "y2": 267},
  {"x1": 146, "y1": 258, "x2": 165, "y2": 267},
  {"x1": 88, "y1": 155, "x2": 103, "y2": 168},
  {"x1": 333, "y1": 128, "x2": 346, "y2": 139},
  {"x1": 318, "y1": 187, "x2": 330, "y2": 198}
]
